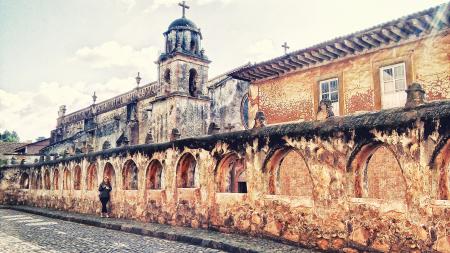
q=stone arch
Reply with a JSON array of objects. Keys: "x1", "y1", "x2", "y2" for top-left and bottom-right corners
[
  {"x1": 122, "y1": 159, "x2": 138, "y2": 190},
  {"x1": 176, "y1": 153, "x2": 196, "y2": 188},
  {"x1": 53, "y1": 169, "x2": 60, "y2": 190},
  {"x1": 216, "y1": 153, "x2": 247, "y2": 193},
  {"x1": 73, "y1": 165, "x2": 82, "y2": 190},
  {"x1": 350, "y1": 142, "x2": 406, "y2": 200},
  {"x1": 430, "y1": 138, "x2": 450, "y2": 200},
  {"x1": 43, "y1": 169, "x2": 51, "y2": 190},
  {"x1": 63, "y1": 167, "x2": 71, "y2": 190},
  {"x1": 19, "y1": 172, "x2": 29, "y2": 189},
  {"x1": 146, "y1": 159, "x2": 163, "y2": 190},
  {"x1": 164, "y1": 69, "x2": 171, "y2": 84},
  {"x1": 86, "y1": 163, "x2": 98, "y2": 191},
  {"x1": 265, "y1": 147, "x2": 313, "y2": 197},
  {"x1": 188, "y1": 69, "x2": 198, "y2": 96},
  {"x1": 35, "y1": 170, "x2": 42, "y2": 190},
  {"x1": 103, "y1": 162, "x2": 116, "y2": 189}
]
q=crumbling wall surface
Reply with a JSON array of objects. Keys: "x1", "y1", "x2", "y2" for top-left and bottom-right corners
[
  {"x1": 209, "y1": 78, "x2": 249, "y2": 131},
  {"x1": 1, "y1": 101, "x2": 449, "y2": 252}
]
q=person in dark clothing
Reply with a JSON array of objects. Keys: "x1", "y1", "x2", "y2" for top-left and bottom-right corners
[{"x1": 98, "y1": 177, "x2": 112, "y2": 218}]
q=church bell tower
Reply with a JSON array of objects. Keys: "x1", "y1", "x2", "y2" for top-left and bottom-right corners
[
  {"x1": 150, "y1": 1, "x2": 211, "y2": 143},
  {"x1": 157, "y1": 1, "x2": 210, "y2": 97}
]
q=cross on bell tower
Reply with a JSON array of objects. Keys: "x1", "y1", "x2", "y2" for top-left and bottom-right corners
[
  {"x1": 179, "y1": 1, "x2": 190, "y2": 18},
  {"x1": 282, "y1": 42, "x2": 290, "y2": 54}
]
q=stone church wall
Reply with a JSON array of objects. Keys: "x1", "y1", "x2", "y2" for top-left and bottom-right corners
[{"x1": 1, "y1": 100, "x2": 449, "y2": 252}]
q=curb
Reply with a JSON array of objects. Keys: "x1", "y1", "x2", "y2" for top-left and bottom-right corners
[{"x1": 0, "y1": 205, "x2": 261, "y2": 253}]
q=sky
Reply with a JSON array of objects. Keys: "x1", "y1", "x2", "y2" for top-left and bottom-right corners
[{"x1": 0, "y1": 0, "x2": 446, "y2": 142}]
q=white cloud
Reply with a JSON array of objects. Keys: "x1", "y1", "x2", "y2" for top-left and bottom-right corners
[
  {"x1": 246, "y1": 39, "x2": 279, "y2": 63},
  {"x1": 0, "y1": 77, "x2": 136, "y2": 142},
  {"x1": 70, "y1": 41, "x2": 159, "y2": 71},
  {"x1": 118, "y1": 0, "x2": 136, "y2": 12}
]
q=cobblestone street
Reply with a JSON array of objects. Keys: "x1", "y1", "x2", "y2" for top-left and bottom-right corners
[{"x1": 0, "y1": 209, "x2": 224, "y2": 253}]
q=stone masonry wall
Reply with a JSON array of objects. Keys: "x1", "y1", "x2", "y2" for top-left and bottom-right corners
[{"x1": 1, "y1": 101, "x2": 449, "y2": 252}]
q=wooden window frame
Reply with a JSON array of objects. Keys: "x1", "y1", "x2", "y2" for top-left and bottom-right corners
[
  {"x1": 314, "y1": 72, "x2": 344, "y2": 116},
  {"x1": 372, "y1": 55, "x2": 413, "y2": 110}
]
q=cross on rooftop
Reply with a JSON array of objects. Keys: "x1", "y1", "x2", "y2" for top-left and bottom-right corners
[
  {"x1": 92, "y1": 92, "x2": 97, "y2": 104},
  {"x1": 179, "y1": 1, "x2": 190, "y2": 18},
  {"x1": 282, "y1": 42, "x2": 290, "y2": 54}
]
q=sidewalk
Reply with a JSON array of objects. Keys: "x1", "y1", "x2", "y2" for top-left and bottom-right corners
[{"x1": 0, "y1": 205, "x2": 316, "y2": 253}]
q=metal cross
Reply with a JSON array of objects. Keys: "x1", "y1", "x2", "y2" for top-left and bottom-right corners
[
  {"x1": 92, "y1": 92, "x2": 97, "y2": 104},
  {"x1": 179, "y1": 1, "x2": 190, "y2": 18},
  {"x1": 135, "y1": 72, "x2": 141, "y2": 87},
  {"x1": 282, "y1": 42, "x2": 290, "y2": 54},
  {"x1": 224, "y1": 123, "x2": 235, "y2": 132}
]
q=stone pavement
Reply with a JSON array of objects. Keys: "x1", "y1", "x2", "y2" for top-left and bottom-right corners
[
  {"x1": 0, "y1": 205, "x2": 317, "y2": 253},
  {"x1": 0, "y1": 208, "x2": 224, "y2": 253}
]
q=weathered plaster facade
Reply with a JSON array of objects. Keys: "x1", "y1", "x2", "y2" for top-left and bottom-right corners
[
  {"x1": 231, "y1": 4, "x2": 450, "y2": 128},
  {"x1": 1, "y1": 101, "x2": 449, "y2": 252}
]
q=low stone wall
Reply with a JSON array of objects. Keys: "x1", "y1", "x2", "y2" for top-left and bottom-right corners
[{"x1": 1, "y1": 100, "x2": 449, "y2": 252}]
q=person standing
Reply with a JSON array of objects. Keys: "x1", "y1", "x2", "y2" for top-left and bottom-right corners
[{"x1": 98, "y1": 177, "x2": 112, "y2": 218}]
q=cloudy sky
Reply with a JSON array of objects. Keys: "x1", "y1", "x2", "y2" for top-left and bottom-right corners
[{"x1": 0, "y1": 0, "x2": 446, "y2": 141}]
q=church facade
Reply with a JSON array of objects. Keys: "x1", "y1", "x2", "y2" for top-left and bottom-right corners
[{"x1": 43, "y1": 10, "x2": 249, "y2": 157}]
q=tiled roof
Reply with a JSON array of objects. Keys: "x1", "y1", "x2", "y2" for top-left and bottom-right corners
[
  {"x1": 0, "y1": 142, "x2": 29, "y2": 155},
  {"x1": 229, "y1": 3, "x2": 449, "y2": 82}
]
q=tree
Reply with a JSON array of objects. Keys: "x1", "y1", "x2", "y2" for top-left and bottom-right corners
[{"x1": 0, "y1": 130, "x2": 20, "y2": 142}]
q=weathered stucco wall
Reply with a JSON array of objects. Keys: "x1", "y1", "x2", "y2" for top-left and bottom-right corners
[
  {"x1": 1, "y1": 101, "x2": 449, "y2": 252},
  {"x1": 249, "y1": 32, "x2": 450, "y2": 127},
  {"x1": 209, "y1": 78, "x2": 249, "y2": 132}
]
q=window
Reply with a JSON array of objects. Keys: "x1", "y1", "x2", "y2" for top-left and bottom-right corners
[
  {"x1": 188, "y1": 69, "x2": 197, "y2": 96},
  {"x1": 380, "y1": 63, "x2": 406, "y2": 109},
  {"x1": 240, "y1": 94, "x2": 249, "y2": 129},
  {"x1": 319, "y1": 78, "x2": 339, "y2": 116},
  {"x1": 164, "y1": 69, "x2": 171, "y2": 84}
]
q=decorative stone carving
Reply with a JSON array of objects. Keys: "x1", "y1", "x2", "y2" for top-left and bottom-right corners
[
  {"x1": 316, "y1": 99, "x2": 334, "y2": 120},
  {"x1": 405, "y1": 83, "x2": 426, "y2": 108},
  {"x1": 253, "y1": 111, "x2": 266, "y2": 129},
  {"x1": 170, "y1": 128, "x2": 181, "y2": 141},
  {"x1": 207, "y1": 122, "x2": 220, "y2": 135},
  {"x1": 145, "y1": 131, "x2": 154, "y2": 144}
]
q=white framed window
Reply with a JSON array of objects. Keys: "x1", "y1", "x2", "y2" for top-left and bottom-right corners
[
  {"x1": 380, "y1": 63, "x2": 407, "y2": 109},
  {"x1": 319, "y1": 78, "x2": 340, "y2": 116}
]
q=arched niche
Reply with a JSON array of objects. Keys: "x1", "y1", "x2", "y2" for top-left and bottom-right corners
[
  {"x1": 53, "y1": 169, "x2": 60, "y2": 190},
  {"x1": 146, "y1": 159, "x2": 163, "y2": 190},
  {"x1": 123, "y1": 160, "x2": 139, "y2": 190},
  {"x1": 430, "y1": 138, "x2": 450, "y2": 200},
  {"x1": 350, "y1": 143, "x2": 406, "y2": 201},
  {"x1": 176, "y1": 153, "x2": 196, "y2": 188},
  {"x1": 216, "y1": 153, "x2": 247, "y2": 193},
  {"x1": 265, "y1": 147, "x2": 313, "y2": 197},
  {"x1": 86, "y1": 163, "x2": 98, "y2": 191},
  {"x1": 63, "y1": 167, "x2": 71, "y2": 190},
  {"x1": 19, "y1": 172, "x2": 29, "y2": 189},
  {"x1": 103, "y1": 162, "x2": 116, "y2": 189},
  {"x1": 43, "y1": 169, "x2": 51, "y2": 190},
  {"x1": 73, "y1": 165, "x2": 82, "y2": 190}
]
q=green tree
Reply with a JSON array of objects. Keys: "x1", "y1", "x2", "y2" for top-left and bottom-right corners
[{"x1": 0, "y1": 130, "x2": 20, "y2": 142}]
